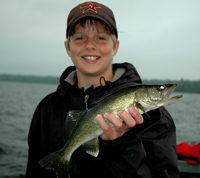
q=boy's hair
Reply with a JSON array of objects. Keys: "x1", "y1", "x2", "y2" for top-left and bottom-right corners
[{"x1": 66, "y1": 19, "x2": 117, "y2": 50}]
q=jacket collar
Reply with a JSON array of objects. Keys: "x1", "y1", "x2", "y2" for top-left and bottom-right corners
[{"x1": 57, "y1": 62, "x2": 142, "y2": 96}]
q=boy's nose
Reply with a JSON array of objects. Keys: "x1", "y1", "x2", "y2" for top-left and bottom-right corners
[{"x1": 85, "y1": 39, "x2": 96, "y2": 50}]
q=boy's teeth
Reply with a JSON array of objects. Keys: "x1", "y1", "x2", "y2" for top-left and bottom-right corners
[{"x1": 83, "y1": 56, "x2": 99, "y2": 60}]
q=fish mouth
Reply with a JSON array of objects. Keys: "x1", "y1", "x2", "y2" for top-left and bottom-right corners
[
  {"x1": 164, "y1": 84, "x2": 182, "y2": 99},
  {"x1": 163, "y1": 84, "x2": 182, "y2": 105}
]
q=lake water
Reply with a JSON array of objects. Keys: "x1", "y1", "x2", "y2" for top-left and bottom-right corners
[{"x1": 0, "y1": 81, "x2": 199, "y2": 177}]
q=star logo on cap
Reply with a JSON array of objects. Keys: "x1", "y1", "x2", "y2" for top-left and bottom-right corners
[{"x1": 80, "y1": 2, "x2": 101, "y2": 13}]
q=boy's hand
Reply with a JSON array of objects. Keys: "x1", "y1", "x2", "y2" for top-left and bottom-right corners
[{"x1": 97, "y1": 107, "x2": 144, "y2": 141}]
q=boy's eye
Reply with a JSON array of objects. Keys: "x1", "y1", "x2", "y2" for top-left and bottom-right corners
[
  {"x1": 98, "y1": 37, "x2": 105, "y2": 40},
  {"x1": 76, "y1": 37, "x2": 83, "y2": 40}
]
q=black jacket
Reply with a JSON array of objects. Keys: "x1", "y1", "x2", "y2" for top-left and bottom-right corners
[{"x1": 26, "y1": 63, "x2": 179, "y2": 178}]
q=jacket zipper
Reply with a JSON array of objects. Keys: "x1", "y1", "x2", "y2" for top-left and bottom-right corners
[{"x1": 85, "y1": 94, "x2": 89, "y2": 110}]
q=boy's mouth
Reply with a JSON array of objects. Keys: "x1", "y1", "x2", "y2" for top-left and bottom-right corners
[{"x1": 82, "y1": 56, "x2": 100, "y2": 61}]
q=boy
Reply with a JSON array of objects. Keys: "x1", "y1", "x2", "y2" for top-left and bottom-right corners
[{"x1": 26, "y1": 1, "x2": 179, "y2": 178}]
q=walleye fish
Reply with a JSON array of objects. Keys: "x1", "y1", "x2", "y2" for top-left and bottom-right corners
[{"x1": 39, "y1": 84, "x2": 182, "y2": 178}]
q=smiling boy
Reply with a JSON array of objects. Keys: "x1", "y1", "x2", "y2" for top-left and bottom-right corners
[
  {"x1": 64, "y1": 19, "x2": 142, "y2": 141},
  {"x1": 65, "y1": 20, "x2": 119, "y2": 89},
  {"x1": 26, "y1": 1, "x2": 179, "y2": 178}
]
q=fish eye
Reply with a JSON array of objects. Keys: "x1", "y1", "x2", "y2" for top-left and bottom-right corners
[{"x1": 158, "y1": 85, "x2": 165, "y2": 91}]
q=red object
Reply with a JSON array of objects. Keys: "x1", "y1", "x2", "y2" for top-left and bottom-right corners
[
  {"x1": 177, "y1": 143, "x2": 200, "y2": 164},
  {"x1": 81, "y1": 2, "x2": 100, "y2": 13}
]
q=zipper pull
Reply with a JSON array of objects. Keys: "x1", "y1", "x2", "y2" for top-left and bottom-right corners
[{"x1": 85, "y1": 94, "x2": 89, "y2": 110}]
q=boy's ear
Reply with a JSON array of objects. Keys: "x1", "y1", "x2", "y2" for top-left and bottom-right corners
[
  {"x1": 113, "y1": 40, "x2": 120, "y2": 56},
  {"x1": 64, "y1": 41, "x2": 71, "y2": 57}
]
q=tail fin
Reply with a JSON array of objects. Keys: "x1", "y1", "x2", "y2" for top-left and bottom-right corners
[{"x1": 38, "y1": 151, "x2": 71, "y2": 178}]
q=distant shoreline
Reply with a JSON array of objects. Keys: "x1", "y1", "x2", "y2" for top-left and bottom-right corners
[{"x1": 0, "y1": 74, "x2": 199, "y2": 93}]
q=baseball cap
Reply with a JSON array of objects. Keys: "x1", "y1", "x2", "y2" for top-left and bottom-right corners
[{"x1": 66, "y1": 1, "x2": 118, "y2": 39}]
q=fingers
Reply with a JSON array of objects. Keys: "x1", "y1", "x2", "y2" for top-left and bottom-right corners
[
  {"x1": 117, "y1": 110, "x2": 136, "y2": 130},
  {"x1": 96, "y1": 107, "x2": 144, "y2": 141},
  {"x1": 104, "y1": 113, "x2": 124, "y2": 129},
  {"x1": 97, "y1": 114, "x2": 112, "y2": 141},
  {"x1": 97, "y1": 114, "x2": 124, "y2": 141},
  {"x1": 128, "y1": 107, "x2": 144, "y2": 124},
  {"x1": 117, "y1": 107, "x2": 143, "y2": 132},
  {"x1": 96, "y1": 114, "x2": 112, "y2": 133}
]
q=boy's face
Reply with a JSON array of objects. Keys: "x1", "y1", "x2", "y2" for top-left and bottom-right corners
[{"x1": 65, "y1": 20, "x2": 119, "y2": 81}]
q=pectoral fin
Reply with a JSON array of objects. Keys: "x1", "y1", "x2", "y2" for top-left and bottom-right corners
[
  {"x1": 82, "y1": 137, "x2": 99, "y2": 157},
  {"x1": 135, "y1": 101, "x2": 150, "y2": 118}
]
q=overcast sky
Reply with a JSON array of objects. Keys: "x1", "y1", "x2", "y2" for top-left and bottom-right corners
[{"x1": 0, "y1": 0, "x2": 199, "y2": 80}]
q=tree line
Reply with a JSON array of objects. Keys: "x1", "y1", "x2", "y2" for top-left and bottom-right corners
[
  {"x1": 0, "y1": 74, "x2": 199, "y2": 94},
  {"x1": 0, "y1": 74, "x2": 59, "y2": 84}
]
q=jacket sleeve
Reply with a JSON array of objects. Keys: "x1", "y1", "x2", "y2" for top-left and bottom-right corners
[
  {"x1": 88, "y1": 107, "x2": 179, "y2": 178},
  {"x1": 138, "y1": 107, "x2": 179, "y2": 178},
  {"x1": 26, "y1": 93, "x2": 66, "y2": 178},
  {"x1": 26, "y1": 100, "x2": 56, "y2": 178}
]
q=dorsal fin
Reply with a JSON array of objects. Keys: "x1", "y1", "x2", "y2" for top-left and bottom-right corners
[{"x1": 65, "y1": 110, "x2": 87, "y2": 140}]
